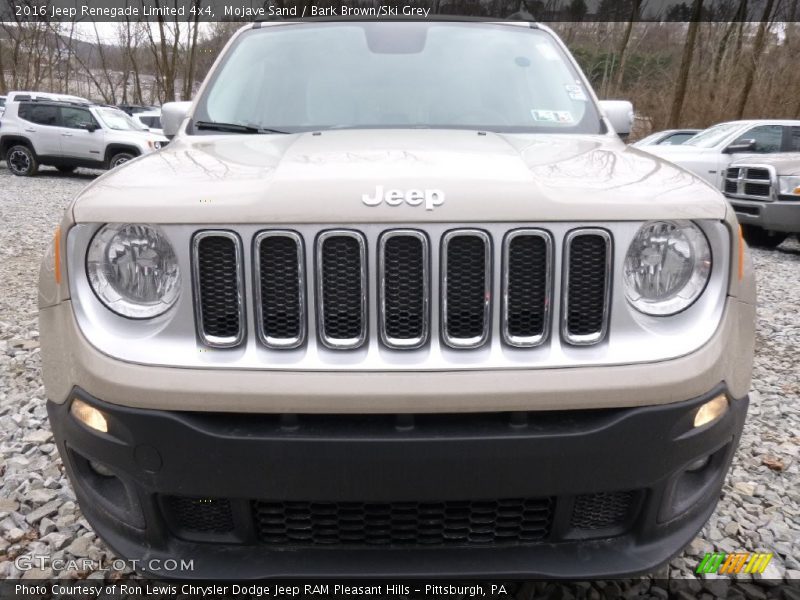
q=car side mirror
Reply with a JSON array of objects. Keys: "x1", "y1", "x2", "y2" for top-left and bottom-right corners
[
  {"x1": 79, "y1": 122, "x2": 97, "y2": 132},
  {"x1": 724, "y1": 139, "x2": 756, "y2": 154},
  {"x1": 161, "y1": 101, "x2": 192, "y2": 138},
  {"x1": 599, "y1": 100, "x2": 634, "y2": 139}
]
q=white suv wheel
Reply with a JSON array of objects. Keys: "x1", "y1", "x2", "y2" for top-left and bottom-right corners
[
  {"x1": 109, "y1": 152, "x2": 134, "y2": 169},
  {"x1": 7, "y1": 145, "x2": 38, "y2": 176}
]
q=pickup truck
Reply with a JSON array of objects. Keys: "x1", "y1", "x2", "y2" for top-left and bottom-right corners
[
  {"x1": 724, "y1": 154, "x2": 800, "y2": 248},
  {"x1": 640, "y1": 119, "x2": 800, "y2": 188},
  {"x1": 39, "y1": 19, "x2": 756, "y2": 578}
]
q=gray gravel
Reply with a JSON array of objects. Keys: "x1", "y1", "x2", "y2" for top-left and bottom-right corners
[{"x1": 0, "y1": 161, "x2": 798, "y2": 590}]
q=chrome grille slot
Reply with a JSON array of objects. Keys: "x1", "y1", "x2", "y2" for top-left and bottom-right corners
[
  {"x1": 503, "y1": 229, "x2": 552, "y2": 347},
  {"x1": 441, "y1": 230, "x2": 491, "y2": 349},
  {"x1": 746, "y1": 168, "x2": 770, "y2": 180},
  {"x1": 316, "y1": 230, "x2": 367, "y2": 349},
  {"x1": 192, "y1": 231, "x2": 245, "y2": 348},
  {"x1": 379, "y1": 230, "x2": 429, "y2": 349},
  {"x1": 744, "y1": 182, "x2": 770, "y2": 197},
  {"x1": 255, "y1": 231, "x2": 305, "y2": 348},
  {"x1": 562, "y1": 229, "x2": 612, "y2": 346}
]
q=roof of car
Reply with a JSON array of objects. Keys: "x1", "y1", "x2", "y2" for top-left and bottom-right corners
[{"x1": 12, "y1": 96, "x2": 93, "y2": 109}]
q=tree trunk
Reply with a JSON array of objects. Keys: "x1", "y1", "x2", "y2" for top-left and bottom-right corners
[
  {"x1": 612, "y1": 0, "x2": 641, "y2": 95},
  {"x1": 667, "y1": 0, "x2": 703, "y2": 128},
  {"x1": 733, "y1": 0, "x2": 775, "y2": 119}
]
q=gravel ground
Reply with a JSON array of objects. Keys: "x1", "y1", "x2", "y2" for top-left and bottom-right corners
[{"x1": 0, "y1": 161, "x2": 798, "y2": 593}]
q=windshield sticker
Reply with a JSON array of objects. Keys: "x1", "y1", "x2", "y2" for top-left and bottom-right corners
[
  {"x1": 531, "y1": 110, "x2": 574, "y2": 124},
  {"x1": 565, "y1": 84, "x2": 588, "y2": 102}
]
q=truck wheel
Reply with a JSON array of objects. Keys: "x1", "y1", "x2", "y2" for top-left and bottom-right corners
[
  {"x1": 108, "y1": 152, "x2": 134, "y2": 169},
  {"x1": 6, "y1": 145, "x2": 39, "y2": 177},
  {"x1": 57, "y1": 166, "x2": 76, "y2": 174},
  {"x1": 741, "y1": 225, "x2": 787, "y2": 249}
]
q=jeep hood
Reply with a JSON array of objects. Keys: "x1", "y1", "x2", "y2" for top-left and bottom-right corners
[{"x1": 71, "y1": 129, "x2": 727, "y2": 223}]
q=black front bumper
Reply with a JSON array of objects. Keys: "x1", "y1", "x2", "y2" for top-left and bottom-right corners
[{"x1": 48, "y1": 386, "x2": 747, "y2": 579}]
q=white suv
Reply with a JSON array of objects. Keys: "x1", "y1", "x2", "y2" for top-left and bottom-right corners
[{"x1": 0, "y1": 93, "x2": 167, "y2": 176}]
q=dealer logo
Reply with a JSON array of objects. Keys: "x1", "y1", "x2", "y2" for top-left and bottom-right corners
[{"x1": 362, "y1": 186, "x2": 445, "y2": 211}]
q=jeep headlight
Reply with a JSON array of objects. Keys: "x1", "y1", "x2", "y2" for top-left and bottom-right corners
[
  {"x1": 87, "y1": 224, "x2": 180, "y2": 318},
  {"x1": 778, "y1": 175, "x2": 800, "y2": 196},
  {"x1": 623, "y1": 220, "x2": 711, "y2": 316}
]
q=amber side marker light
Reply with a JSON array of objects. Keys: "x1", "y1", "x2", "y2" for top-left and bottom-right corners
[
  {"x1": 71, "y1": 398, "x2": 108, "y2": 433},
  {"x1": 54, "y1": 225, "x2": 62, "y2": 284},
  {"x1": 694, "y1": 394, "x2": 729, "y2": 428},
  {"x1": 738, "y1": 225, "x2": 745, "y2": 281}
]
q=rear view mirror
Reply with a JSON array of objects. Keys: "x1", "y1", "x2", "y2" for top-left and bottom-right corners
[
  {"x1": 724, "y1": 139, "x2": 756, "y2": 154},
  {"x1": 161, "y1": 101, "x2": 192, "y2": 138},
  {"x1": 79, "y1": 122, "x2": 97, "y2": 132},
  {"x1": 599, "y1": 100, "x2": 634, "y2": 139}
]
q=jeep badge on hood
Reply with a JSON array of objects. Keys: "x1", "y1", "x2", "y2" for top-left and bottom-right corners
[{"x1": 362, "y1": 186, "x2": 445, "y2": 210}]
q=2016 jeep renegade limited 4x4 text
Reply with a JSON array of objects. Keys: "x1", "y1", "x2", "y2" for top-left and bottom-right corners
[{"x1": 39, "y1": 20, "x2": 756, "y2": 578}]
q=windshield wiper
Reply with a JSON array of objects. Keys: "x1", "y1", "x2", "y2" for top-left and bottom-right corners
[{"x1": 194, "y1": 120, "x2": 289, "y2": 134}]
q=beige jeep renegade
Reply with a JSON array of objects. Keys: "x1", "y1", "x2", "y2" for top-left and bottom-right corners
[{"x1": 39, "y1": 20, "x2": 756, "y2": 578}]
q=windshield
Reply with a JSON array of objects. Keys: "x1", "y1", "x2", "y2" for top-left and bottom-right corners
[
  {"x1": 193, "y1": 22, "x2": 601, "y2": 134},
  {"x1": 683, "y1": 123, "x2": 741, "y2": 148},
  {"x1": 96, "y1": 107, "x2": 147, "y2": 131}
]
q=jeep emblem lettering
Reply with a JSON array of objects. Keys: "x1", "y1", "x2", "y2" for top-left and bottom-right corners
[{"x1": 362, "y1": 186, "x2": 445, "y2": 210}]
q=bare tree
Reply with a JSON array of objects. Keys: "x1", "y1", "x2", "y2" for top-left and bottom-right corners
[
  {"x1": 733, "y1": 0, "x2": 776, "y2": 119},
  {"x1": 667, "y1": 0, "x2": 703, "y2": 128}
]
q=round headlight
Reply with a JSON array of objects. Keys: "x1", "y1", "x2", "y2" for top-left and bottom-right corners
[
  {"x1": 87, "y1": 224, "x2": 181, "y2": 319},
  {"x1": 623, "y1": 220, "x2": 711, "y2": 316}
]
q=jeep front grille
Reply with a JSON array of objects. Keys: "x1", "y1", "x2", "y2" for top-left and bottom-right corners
[
  {"x1": 192, "y1": 231, "x2": 245, "y2": 348},
  {"x1": 379, "y1": 231, "x2": 429, "y2": 349},
  {"x1": 316, "y1": 230, "x2": 368, "y2": 349},
  {"x1": 724, "y1": 166, "x2": 773, "y2": 201},
  {"x1": 191, "y1": 225, "x2": 613, "y2": 355},
  {"x1": 503, "y1": 229, "x2": 552, "y2": 347},
  {"x1": 441, "y1": 230, "x2": 491, "y2": 348},
  {"x1": 255, "y1": 231, "x2": 305, "y2": 348},
  {"x1": 251, "y1": 497, "x2": 553, "y2": 547},
  {"x1": 562, "y1": 230, "x2": 612, "y2": 345}
]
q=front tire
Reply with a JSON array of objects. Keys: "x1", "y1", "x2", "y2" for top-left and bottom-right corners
[
  {"x1": 6, "y1": 145, "x2": 38, "y2": 177},
  {"x1": 741, "y1": 225, "x2": 787, "y2": 249},
  {"x1": 108, "y1": 152, "x2": 135, "y2": 169}
]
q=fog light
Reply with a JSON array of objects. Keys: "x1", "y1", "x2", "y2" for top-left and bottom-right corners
[
  {"x1": 694, "y1": 394, "x2": 728, "y2": 428},
  {"x1": 89, "y1": 460, "x2": 115, "y2": 477},
  {"x1": 686, "y1": 455, "x2": 711, "y2": 472},
  {"x1": 70, "y1": 399, "x2": 108, "y2": 433}
]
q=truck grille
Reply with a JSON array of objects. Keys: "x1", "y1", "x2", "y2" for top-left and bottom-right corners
[
  {"x1": 723, "y1": 166, "x2": 773, "y2": 201},
  {"x1": 191, "y1": 226, "x2": 613, "y2": 354},
  {"x1": 252, "y1": 497, "x2": 553, "y2": 547}
]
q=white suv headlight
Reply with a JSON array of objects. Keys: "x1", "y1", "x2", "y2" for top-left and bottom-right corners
[
  {"x1": 87, "y1": 224, "x2": 181, "y2": 319},
  {"x1": 623, "y1": 220, "x2": 711, "y2": 316}
]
